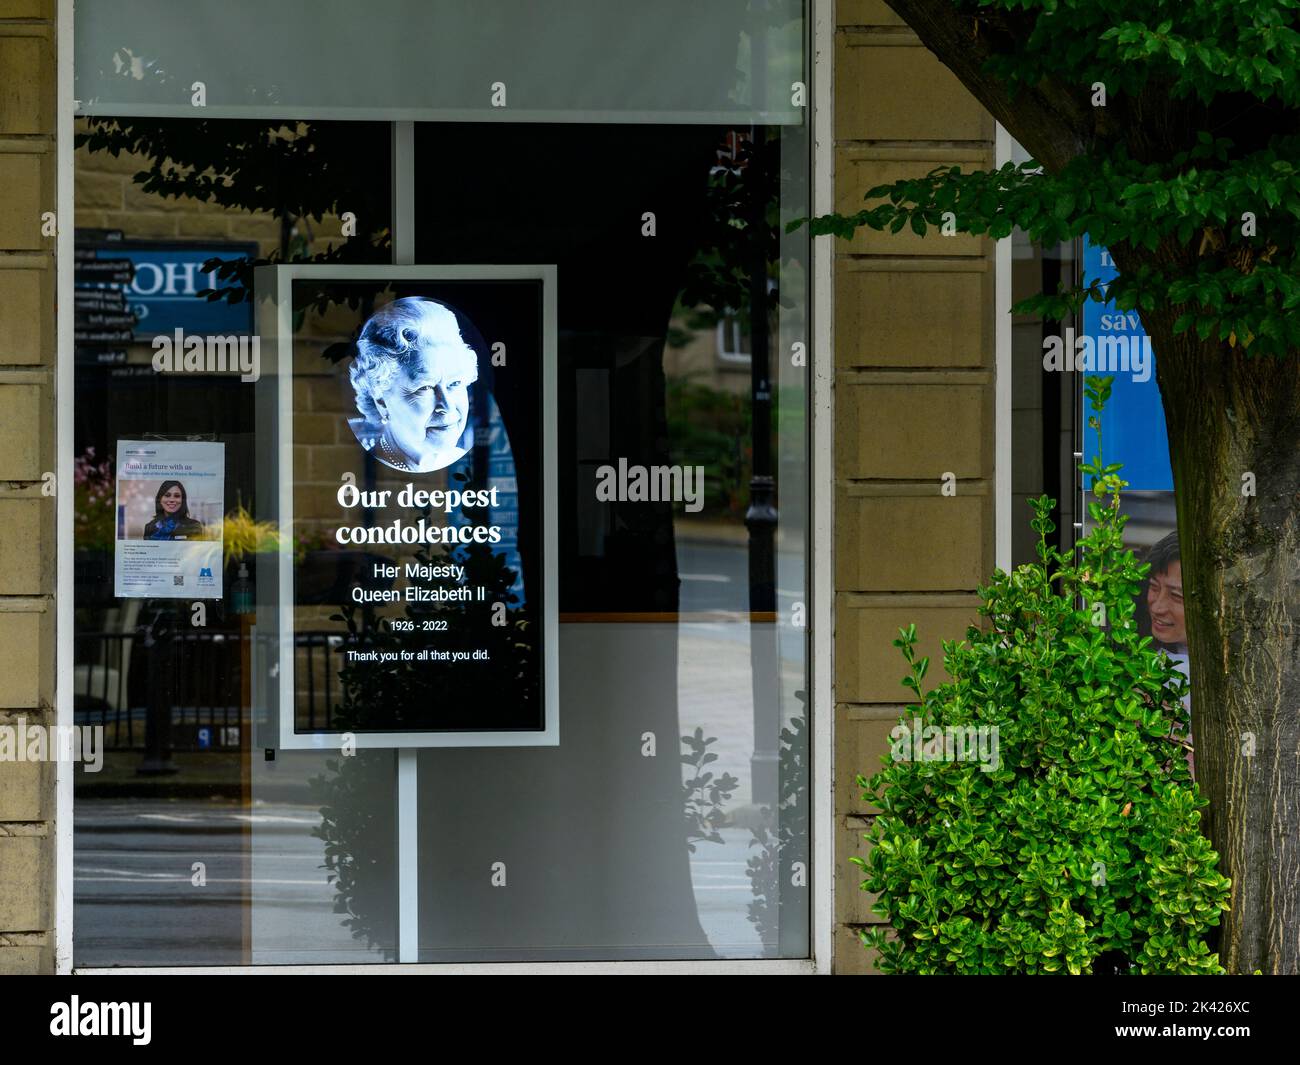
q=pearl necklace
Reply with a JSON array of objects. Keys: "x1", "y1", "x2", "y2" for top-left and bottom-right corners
[{"x1": 377, "y1": 429, "x2": 411, "y2": 471}]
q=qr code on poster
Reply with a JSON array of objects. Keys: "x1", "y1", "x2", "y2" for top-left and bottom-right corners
[{"x1": 173, "y1": 575, "x2": 184, "y2": 586}]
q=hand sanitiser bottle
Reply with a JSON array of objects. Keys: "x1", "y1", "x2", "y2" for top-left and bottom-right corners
[{"x1": 232, "y1": 563, "x2": 253, "y2": 615}]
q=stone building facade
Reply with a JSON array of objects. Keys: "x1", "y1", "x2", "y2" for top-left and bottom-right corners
[
  {"x1": 0, "y1": 0, "x2": 58, "y2": 977},
  {"x1": 831, "y1": 0, "x2": 996, "y2": 972}
]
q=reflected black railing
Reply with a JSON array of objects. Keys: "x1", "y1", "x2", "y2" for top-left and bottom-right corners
[{"x1": 73, "y1": 630, "x2": 346, "y2": 748}]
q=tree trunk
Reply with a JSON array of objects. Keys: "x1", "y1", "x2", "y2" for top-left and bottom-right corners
[{"x1": 1146, "y1": 310, "x2": 1300, "y2": 974}]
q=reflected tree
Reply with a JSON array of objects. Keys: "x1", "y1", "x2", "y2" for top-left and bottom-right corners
[{"x1": 746, "y1": 698, "x2": 808, "y2": 955}]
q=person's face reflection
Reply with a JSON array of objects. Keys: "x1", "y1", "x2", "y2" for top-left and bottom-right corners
[
  {"x1": 377, "y1": 344, "x2": 476, "y2": 470},
  {"x1": 1147, "y1": 561, "x2": 1186, "y2": 648}
]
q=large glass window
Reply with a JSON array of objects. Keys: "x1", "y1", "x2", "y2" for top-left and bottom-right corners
[{"x1": 71, "y1": 1, "x2": 811, "y2": 966}]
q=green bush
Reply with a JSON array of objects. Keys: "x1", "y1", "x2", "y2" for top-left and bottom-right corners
[{"x1": 857, "y1": 378, "x2": 1230, "y2": 975}]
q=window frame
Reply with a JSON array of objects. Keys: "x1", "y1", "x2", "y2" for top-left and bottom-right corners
[{"x1": 54, "y1": 0, "x2": 836, "y2": 975}]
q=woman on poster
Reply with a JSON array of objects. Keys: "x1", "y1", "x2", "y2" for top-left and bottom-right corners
[{"x1": 143, "y1": 480, "x2": 207, "y2": 541}]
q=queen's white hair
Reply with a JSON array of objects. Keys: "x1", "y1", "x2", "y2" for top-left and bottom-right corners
[{"x1": 349, "y1": 297, "x2": 478, "y2": 424}]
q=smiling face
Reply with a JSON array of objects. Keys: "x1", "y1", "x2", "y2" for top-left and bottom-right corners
[
  {"x1": 160, "y1": 485, "x2": 184, "y2": 515},
  {"x1": 375, "y1": 343, "x2": 477, "y2": 471},
  {"x1": 1147, "y1": 560, "x2": 1186, "y2": 648}
]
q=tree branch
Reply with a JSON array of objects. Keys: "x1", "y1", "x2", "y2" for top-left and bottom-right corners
[{"x1": 883, "y1": 0, "x2": 1097, "y2": 172}]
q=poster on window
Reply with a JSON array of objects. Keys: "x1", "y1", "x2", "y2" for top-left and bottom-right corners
[
  {"x1": 113, "y1": 439, "x2": 225, "y2": 599},
  {"x1": 1081, "y1": 235, "x2": 1172, "y2": 491},
  {"x1": 256, "y1": 265, "x2": 557, "y2": 749}
]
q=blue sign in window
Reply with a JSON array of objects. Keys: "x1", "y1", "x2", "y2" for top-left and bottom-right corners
[{"x1": 1082, "y1": 236, "x2": 1174, "y2": 491}]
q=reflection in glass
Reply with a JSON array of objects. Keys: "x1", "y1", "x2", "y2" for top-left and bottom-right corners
[{"x1": 72, "y1": 3, "x2": 811, "y2": 965}]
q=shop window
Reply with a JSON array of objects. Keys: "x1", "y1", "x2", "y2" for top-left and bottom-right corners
[{"x1": 71, "y1": 1, "x2": 811, "y2": 966}]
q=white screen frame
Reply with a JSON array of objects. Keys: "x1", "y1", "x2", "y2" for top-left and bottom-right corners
[{"x1": 259, "y1": 263, "x2": 559, "y2": 751}]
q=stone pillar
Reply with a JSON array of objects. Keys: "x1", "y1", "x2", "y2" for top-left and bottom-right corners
[
  {"x1": 832, "y1": 0, "x2": 997, "y2": 973},
  {"x1": 0, "y1": 0, "x2": 57, "y2": 976}
]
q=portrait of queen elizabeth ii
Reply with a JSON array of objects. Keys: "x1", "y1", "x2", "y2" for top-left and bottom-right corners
[{"x1": 346, "y1": 296, "x2": 480, "y2": 473}]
